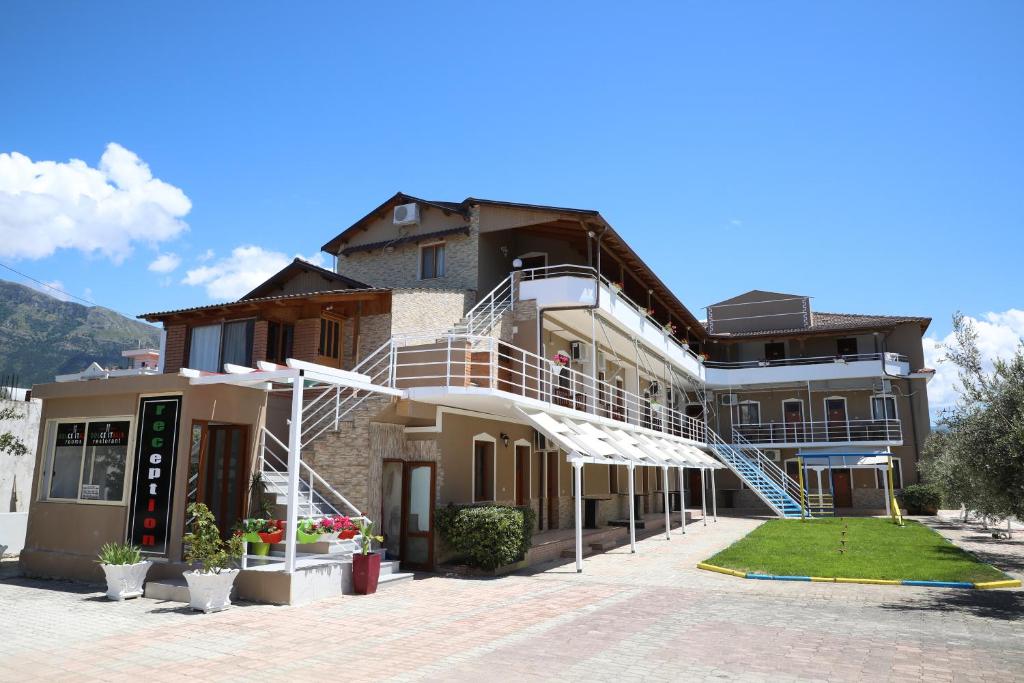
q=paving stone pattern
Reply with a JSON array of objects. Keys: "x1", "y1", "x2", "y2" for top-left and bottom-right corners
[{"x1": 1, "y1": 515, "x2": 1021, "y2": 682}]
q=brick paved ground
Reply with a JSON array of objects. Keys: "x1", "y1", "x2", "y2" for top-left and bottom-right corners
[
  {"x1": 1, "y1": 515, "x2": 1021, "y2": 682},
  {"x1": 921, "y1": 511, "x2": 1024, "y2": 581}
]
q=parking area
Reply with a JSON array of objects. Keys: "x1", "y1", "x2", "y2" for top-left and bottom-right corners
[{"x1": 1, "y1": 514, "x2": 1021, "y2": 682}]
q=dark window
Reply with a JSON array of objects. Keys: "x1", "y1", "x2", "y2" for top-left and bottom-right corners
[
  {"x1": 221, "y1": 320, "x2": 254, "y2": 367},
  {"x1": 319, "y1": 318, "x2": 341, "y2": 359},
  {"x1": 764, "y1": 342, "x2": 785, "y2": 361},
  {"x1": 420, "y1": 243, "x2": 445, "y2": 279},
  {"x1": 876, "y1": 460, "x2": 903, "y2": 489},
  {"x1": 871, "y1": 395, "x2": 897, "y2": 420},
  {"x1": 474, "y1": 440, "x2": 494, "y2": 502},
  {"x1": 837, "y1": 337, "x2": 858, "y2": 356},
  {"x1": 188, "y1": 320, "x2": 253, "y2": 372},
  {"x1": 609, "y1": 464, "x2": 619, "y2": 494},
  {"x1": 266, "y1": 321, "x2": 294, "y2": 364},
  {"x1": 736, "y1": 402, "x2": 760, "y2": 425}
]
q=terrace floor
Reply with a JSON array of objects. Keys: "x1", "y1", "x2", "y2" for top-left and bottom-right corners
[{"x1": 2, "y1": 513, "x2": 1021, "y2": 682}]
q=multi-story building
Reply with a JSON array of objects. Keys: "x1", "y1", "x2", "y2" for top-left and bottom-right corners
[{"x1": 21, "y1": 192, "x2": 933, "y2": 603}]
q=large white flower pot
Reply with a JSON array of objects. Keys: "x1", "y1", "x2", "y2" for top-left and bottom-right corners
[
  {"x1": 184, "y1": 568, "x2": 239, "y2": 613},
  {"x1": 101, "y1": 560, "x2": 152, "y2": 601}
]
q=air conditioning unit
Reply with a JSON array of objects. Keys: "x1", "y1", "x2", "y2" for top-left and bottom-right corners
[
  {"x1": 569, "y1": 340, "x2": 591, "y2": 363},
  {"x1": 720, "y1": 393, "x2": 738, "y2": 406},
  {"x1": 763, "y1": 449, "x2": 781, "y2": 461},
  {"x1": 393, "y1": 202, "x2": 420, "y2": 226},
  {"x1": 873, "y1": 379, "x2": 893, "y2": 393}
]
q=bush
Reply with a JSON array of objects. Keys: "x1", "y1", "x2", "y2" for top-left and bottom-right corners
[
  {"x1": 899, "y1": 484, "x2": 943, "y2": 515},
  {"x1": 436, "y1": 504, "x2": 535, "y2": 570}
]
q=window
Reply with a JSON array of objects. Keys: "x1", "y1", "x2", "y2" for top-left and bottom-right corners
[
  {"x1": 764, "y1": 342, "x2": 785, "y2": 361},
  {"x1": 876, "y1": 458, "x2": 903, "y2": 490},
  {"x1": 188, "y1": 320, "x2": 254, "y2": 372},
  {"x1": 837, "y1": 337, "x2": 858, "y2": 356},
  {"x1": 420, "y1": 242, "x2": 446, "y2": 279},
  {"x1": 266, "y1": 321, "x2": 295, "y2": 365},
  {"x1": 319, "y1": 318, "x2": 341, "y2": 359},
  {"x1": 736, "y1": 401, "x2": 760, "y2": 425},
  {"x1": 871, "y1": 395, "x2": 898, "y2": 420},
  {"x1": 41, "y1": 419, "x2": 132, "y2": 503},
  {"x1": 473, "y1": 439, "x2": 495, "y2": 502}
]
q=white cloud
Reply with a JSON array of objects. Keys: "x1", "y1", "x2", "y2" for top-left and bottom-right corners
[
  {"x1": 148, "y1": 252, "x2": 181, "y2": 274},
  {"x1": 182, "y1": 245, "x2": 324, "y2": 300},
  {"x1": 0, "y1": 143, "x2": 190, "y2": 263},
  {"x1": 197, "y1": 248, "x2": 215, "y2": 262},
  {"x1": 924, "y1": 309, "x2": 1024, "y2": 418}
]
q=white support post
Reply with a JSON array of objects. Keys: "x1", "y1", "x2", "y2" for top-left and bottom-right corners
[
  {"x1": 700, "y1": 467, "x2": 708, "y2": 527},
  {"x1": 573, "y1": 460, "x2": 584, "y2": 573},
  {"x1": 711, "y1": 468, "x2": 718, "y2": 522},
  {"x1": 627, "y1": 463, "x2": 637, "y2": 553},
  {"x1": 662, "y1": 466, "x2": 671, "y2": 540},
  {"x1": 678, "y1": 466, "x2": 687, "y2": 534},
  {"x1": 284, "y1": 371, "x2": 304, "y2": 573}
]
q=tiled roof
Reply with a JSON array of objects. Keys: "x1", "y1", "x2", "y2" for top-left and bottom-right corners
[
  {"x1": 241, "y1": 258, "x2": 369, "y2": 300},
  {"x1": 139, "y1": 287, "x2": 389, "y2": 321},
  {"x1": 340, "y1": 226, "x2": 471, "y2": 256},
  {"x1": 705, "y1": 311, "x2": 931, "y2": 338}
]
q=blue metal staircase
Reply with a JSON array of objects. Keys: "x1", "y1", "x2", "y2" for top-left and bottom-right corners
[{"x1": 706, "y1": 430, "x2": 805, "y2": 518}]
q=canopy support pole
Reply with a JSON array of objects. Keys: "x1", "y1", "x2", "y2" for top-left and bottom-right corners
[
  {"x1": 678, "y1": 466, "x2": 687, "y2": 534},
  {"x1": 662, "y1": 466, "x2": 671, "y2": 540},
  {"x1": 573, "y1": 460, "x2": 584, "y2": 573},
  {"x1": 627, "y1": 463, "x2": 637, "y2": 553},
  {"x1": 882, "y1": 464, "x2": 891, "y2": 517},
  {"x1": 711, "y1": 468, "x2": 718, "y2": 522},
  {"x1": 700, "y1": 467, "x2": 708, "y2": 526},
  {"x1": 284, "y1": 373, "x2": 304, "y2": 573}
]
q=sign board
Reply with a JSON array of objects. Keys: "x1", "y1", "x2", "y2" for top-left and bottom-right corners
[
  {"x1": 126, "y1": 396, "x2": 182, "y2": 556},
  {"x1": 80, "y1": 484, "x2": 100, "y2": 500}
]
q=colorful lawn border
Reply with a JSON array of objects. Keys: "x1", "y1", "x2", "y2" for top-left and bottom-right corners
[{"x1": 696, "y1": 563, "x2": 1021, "y2": 590}]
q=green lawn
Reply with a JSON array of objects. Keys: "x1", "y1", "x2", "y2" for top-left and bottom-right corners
[{"x1": 706, "y1": 518, "x2": 1009, "y2": 583}]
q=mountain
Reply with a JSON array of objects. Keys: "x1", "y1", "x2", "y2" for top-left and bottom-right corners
[{"x1": 0, "y1": 279, "x2": 161, "y2": 387}]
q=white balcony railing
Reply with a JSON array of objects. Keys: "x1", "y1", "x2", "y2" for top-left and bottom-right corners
[
  {"x1": 388, "y1": 332, "x2": 707, "y2": 443},
  {"x1": 704, "y1": 352, "x2": 909, "y2": 369},
  {"x1": 732, "y1": 418, "x2": 902, "y2": 446}
]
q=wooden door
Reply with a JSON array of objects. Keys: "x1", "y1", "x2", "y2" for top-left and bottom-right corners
[
  {"x1": 546, "y1": 453, "x2": 559, "y2": 528},
  {"x1": 200, "y1": 424, "x2": 249, "y2": 538},
  {"x1": 687, "y1": 468, "x2": 702, "y2": 507},
  {"x1": 783, "y1": 400, "x2": 804, "y2": 442},
  {"x1": 401, "y1": 462, "x2": 435, "y2": 571},
  {"x1": 514, "y1": 445, "x2": 528, "y2": 506},
  {"x1": 825, "y1": 398, "x2": 848, "y2": 441},
  {"x1": 831, "y1": 469, "x2": 853, "y2": 508},
  {"x1": 316, "y1": 315, "x2": 344, "y2": 369}
]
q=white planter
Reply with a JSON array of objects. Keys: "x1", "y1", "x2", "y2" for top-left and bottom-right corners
[
  {"x1": 320, "y1": 531, "x2": 340, "y2": 541},
  {"x1": 100, "y1": 560, "x2": 153, "y2": 601},
  {"x1": 184, "y1": 568, "x2": 240, "y2": 613}
]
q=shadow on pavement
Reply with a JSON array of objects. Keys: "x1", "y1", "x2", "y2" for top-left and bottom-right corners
[{"x1": 881, "y1": 589, "x2": 1024, "y2": 622}]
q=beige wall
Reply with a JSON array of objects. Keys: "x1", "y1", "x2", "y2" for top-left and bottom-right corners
[{"x1": 22, "y1": 375, "x2": 268, "y2": 582}]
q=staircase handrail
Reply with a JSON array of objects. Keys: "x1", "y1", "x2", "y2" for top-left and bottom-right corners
[
  {"x1": 730, "y1": 429, "x2": 806, "y2": 504},
  {"x1": 462, "y1": 273, "x2": 514, "y2": 337}
]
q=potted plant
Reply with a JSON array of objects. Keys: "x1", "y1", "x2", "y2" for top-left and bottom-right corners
[
  {"x1": 259, "y1": 518, "x2": 284, "y2": 545},
  {"x1": 663, "y1": 321, "x2": 677, "y2": 338},
  {"x1": 235, "y1": 518, "x2": 278, "y2": 556},
  {"x1": 609, "y1": 281, "x2": 623, "y2": 293},
  {"x1": 182, "y1": 502, "x2": 244, "y2": 613},
  {"x1": 295, "y1": 518, "x2": 323, "y2": 544},
  {"x1": 97, "y1": 542, "x2": 152, "y2": 601},
  {"x1": 352, "y1": 519, "x2": 384, "y2": 595},
  {"x1": 318, "y1": 515, "x2": 355, "y2": 540}
]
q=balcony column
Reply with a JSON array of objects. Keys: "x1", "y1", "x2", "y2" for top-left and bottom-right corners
[
  {"x1": 662, "y1": 466, "x2": 671, "y2": 540},
  {"x1": 700, "y1": 467, "x2": 707, "y2": 526},
  {"x1": 627, "y1": 462, "x2": 637, "y2": 553},
  {"x1": 678, "y1": 466, "x2": 687, "y2": 534},
  {"x1": 573, "y1": 459, "x2": 584, "y2": 573},
  {"x1": 711, "y1": 469, "x2": 718, "y2": 522},
  {"x1": 284, "y1": 371, "x2": 304, "y2": 574}
]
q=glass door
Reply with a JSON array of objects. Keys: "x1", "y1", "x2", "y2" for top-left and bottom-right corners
[
  {"x1": 402, "y1": 462, "x2": 435, "y2": 571},
  {"x1": 200, "y1": 424, "x2": 249, "y2": 538}
]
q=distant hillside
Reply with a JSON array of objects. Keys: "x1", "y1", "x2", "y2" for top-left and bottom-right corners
[{"x1": 0, "y1": 279, "x2": 160, "y2": 387}]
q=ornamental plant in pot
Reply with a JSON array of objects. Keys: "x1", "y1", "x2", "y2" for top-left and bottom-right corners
[
  {"x1": 235, "y1": 518, "x2": 279, "y2": 556},
  {"x1": 352, "y1": 519, "x2": 384, "y2": 595},
  {"x1": 182, "y1": 502, "x2": 244, "y2": 613},
  {"x1": 295, "y1": 518, "x2": 323, "y2": 544},
  {"x1": 97, "y1": 542, "x2": 152, "y2": 601},
  {"x1": 317, "y1": 515, "x2": 355, "y2": 540}
]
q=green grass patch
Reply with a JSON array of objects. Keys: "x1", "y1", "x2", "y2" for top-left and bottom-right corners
[{"x1": 706, "y1": 518, "x2": 1009, "y2": 583}]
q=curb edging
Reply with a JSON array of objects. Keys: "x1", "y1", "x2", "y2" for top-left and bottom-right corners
[{"x1": 696, "y1": 563, "x2": 1021, "y2": 590}]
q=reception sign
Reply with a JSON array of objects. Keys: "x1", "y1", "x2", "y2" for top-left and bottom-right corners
[{"x1": 126, "y1": 396, "x2": 182, "y2": 555}]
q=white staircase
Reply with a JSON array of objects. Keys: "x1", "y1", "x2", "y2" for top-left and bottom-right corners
[
  {"x1": 449, "y1": 273, "x2": 515, "y2": 337},
  {"x1": 707, "y1": 429, "x2": 805, "y2": 518}
]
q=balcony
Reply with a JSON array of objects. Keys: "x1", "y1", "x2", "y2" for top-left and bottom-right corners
[
  {"x1": 704, "y1": 353, "x2": 910, "y2": 387},
  {"x1": 387, "y1": 332, "x2": 707, "y2": 444},
  {"x1": 516, "y1": 265, "x2": 704, "y2": 381},
  {"x1": 731, "y1": 419, "x2": 903, "y2": 448}
]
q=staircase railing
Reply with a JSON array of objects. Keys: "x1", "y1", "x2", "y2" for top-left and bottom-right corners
[
  {"x1": 259, "y1": 426, "x2": 369, "y2": 523},
  {"x1": 461, "y1": 273, "x2": 515, "y2": 337},
  {"x1": 730, "y1": 429, "x2": 806, "y2": 507},
  {"x1": 705, "y1": 428, "x2": 804, "y2": 517}
]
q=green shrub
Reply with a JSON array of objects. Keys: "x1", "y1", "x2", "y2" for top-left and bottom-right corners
[
  {"x1": 182, "y1": 502, "x2": 244, "y2": 574},
  {"x1": 899, "y1": 483, "x2": 943, "y2": 514},
  {"x1": 436, "y1": 504, "x2": 535, "y2": 570},
  {"x1": 97, "y1": 542, "x2": 142, "y2": 565}
]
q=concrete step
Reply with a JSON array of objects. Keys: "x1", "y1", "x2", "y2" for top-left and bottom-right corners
[
  {"x1": 377, "y1": 572, "x2": 414, "y2": 589},
  {"x1": 144, "y1": 576, "x2": 237, "y2": 603}
]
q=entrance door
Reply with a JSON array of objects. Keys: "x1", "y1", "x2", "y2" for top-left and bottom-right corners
[
  {"x1": 514, "y1": 445, "x2": 528, "y2": 506},
  {"x1": 687, "y1": 468, "x2": 702, "y2": 507},
  {"x1": 825, "y1": 398, "x2": 849, "y2": 441},
  {"x1": 546, "y1": 453, "x2": 559, "y2": 528},
  {"x1": 783, "y1": 400, "x2": 804, "y2": 442},
  {"x1": 831, "y1": 469, "x2": 853, "y2": 508},
  {"x1": 381, "y1": 461, "x2": 436, "y2": 571},
  {"x1": 199, "y1": 424, "x2": 249, "y2": 538}
]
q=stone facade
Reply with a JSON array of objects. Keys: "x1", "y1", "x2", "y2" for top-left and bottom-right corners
[{"x1": 390, "y1": 289, "x2": 473, "y2": 336}]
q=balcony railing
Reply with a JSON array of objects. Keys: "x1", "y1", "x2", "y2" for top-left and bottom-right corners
[
  {"x1": 704, "y1": 352, "x2": 909, "y2": 369},
  {"x1": 389, "y1": 332, "x2": 707, "y2": 443},
  {"x1": 732, "y1": 419, "x2": 902, "y2": 445}
]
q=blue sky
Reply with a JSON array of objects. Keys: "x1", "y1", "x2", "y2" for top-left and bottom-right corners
[{"x1": 1, "y1": 2, "x2": 1022, "y2": 411}]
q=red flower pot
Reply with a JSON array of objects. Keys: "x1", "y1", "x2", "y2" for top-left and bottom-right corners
[
  {"x1": 352, "y1": 553, "x2": 381, "y2": 595},
  {"x1": 339, "y1": 529, "x2": 357, "y2": 540},
  {"x1": 258, "y1": 529, "x2": 284, "y2": 544}
]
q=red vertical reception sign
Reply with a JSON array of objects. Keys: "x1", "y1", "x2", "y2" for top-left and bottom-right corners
[{"x1": 126, "y1": 396, "x2": 182, "y2": 555}]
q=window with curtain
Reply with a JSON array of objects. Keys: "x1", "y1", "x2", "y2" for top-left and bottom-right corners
[
  {"x1": 188, "y1": 324, "x2": 222, "y2": 372},
  {"x1": 736, "y1": 402, "x2": 760, "y2": 425},
  {"x1": 266, "y1": 321, "x2": 295, "y2": 364},
  {"x1": 420, "y1": 242, "x2": 445, "y2": 279},
  {"x1": 221, "y1": 320, "x2": 254, "y2": 367},
  {"x1": 871, "y1": 395, "x2": 897, "y2": 420}
]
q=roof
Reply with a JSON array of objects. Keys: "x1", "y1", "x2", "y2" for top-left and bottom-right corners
[
  {"x1": 321, "y1": 192, "x2": 470, "y2": 254},
  {"x1": 340, "y1": 226, "x2": 471, "y2": 257},
  {"x1": 139, "y1": 287, "x2": 390, "y2": 322},
  {"x1": 705, "y1": 311, "x2": 932, "y2": 339},
  {"x1": 241, "y1": 258, "x2": 369, "y2": 300},
  {"x1": 708, "y1": 289, "x2": 808, "y2": 309}
]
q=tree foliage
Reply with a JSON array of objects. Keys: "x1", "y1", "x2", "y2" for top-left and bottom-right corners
[
  {"x1": 0, "y1": 405, "x2": 29, "y2": 457},
  {"x1": 921, "y1": 313, "x2": 1024, "y2": 521}
]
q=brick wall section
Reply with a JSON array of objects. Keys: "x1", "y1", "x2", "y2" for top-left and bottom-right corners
[
  {"x1": 252, "y1": 320, "x2": 269, "y2": 365},
  {"x1": 163, "y1": 324, "x2": 187, "y2": 373},
  {"x1": 343, "y1": 312, "x2": 393, "y2": 371},
  {"x1": 335, "y1": 206, "x2": 480, "y2": 305},
  {"x1": 293, "y1": 317, "x2": 320, "y2": 362},
  {"x1": 390, "y1": 289, "x2": 474, "y2": 336}
]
